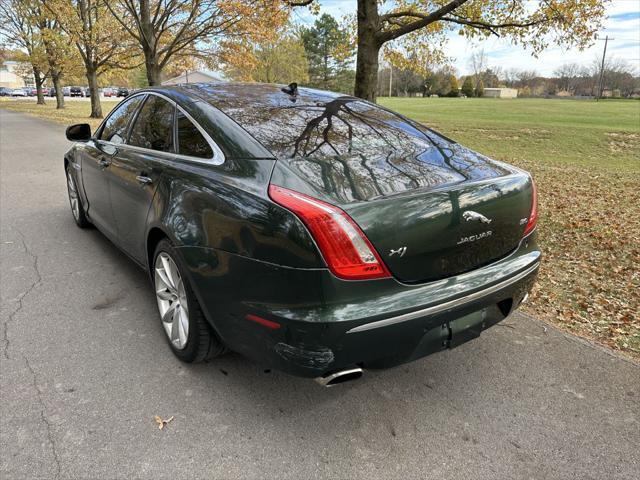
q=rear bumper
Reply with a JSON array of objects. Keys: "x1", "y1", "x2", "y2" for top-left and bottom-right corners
[{"x1": 179, "y1": 233, "x2": 540, "y2": 378}]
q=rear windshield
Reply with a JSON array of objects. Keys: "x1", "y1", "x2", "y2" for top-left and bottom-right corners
[{"x1": 188, "y1": 84, "x2": 443, "y2": 159}]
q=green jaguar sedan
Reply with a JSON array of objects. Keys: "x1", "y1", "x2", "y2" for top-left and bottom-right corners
[{"x1": 64, "y1": 82, "x2": 540, "y2": 386}]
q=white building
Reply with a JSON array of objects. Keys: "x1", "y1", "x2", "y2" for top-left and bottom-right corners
[
  {"x1": 162, "y1": 71, "x2": 224, "y2": 86},
  {"x1": 0, "y1": 61, "x2": 34, "y2": 89},
  {"x1": 483, "y1": 87, "x2": 518, "y2": 98}
]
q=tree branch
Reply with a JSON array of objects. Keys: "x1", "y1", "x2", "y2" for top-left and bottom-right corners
[{"x1": 378, "y1": 0, "x2": 470, "y2": 43}]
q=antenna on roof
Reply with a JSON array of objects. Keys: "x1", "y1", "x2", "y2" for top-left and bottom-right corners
[{"x1": 281, "y1": 82, "x2": 298, "y2": 97}]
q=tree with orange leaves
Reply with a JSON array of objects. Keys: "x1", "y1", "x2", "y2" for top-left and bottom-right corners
[{"x1": 106, "y1": 0, "x2": 290, "y2": 86}]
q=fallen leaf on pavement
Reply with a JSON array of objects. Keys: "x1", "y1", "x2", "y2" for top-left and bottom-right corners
[{"x1": 154, "y1": 415, "x2": 174, "y2": 430}]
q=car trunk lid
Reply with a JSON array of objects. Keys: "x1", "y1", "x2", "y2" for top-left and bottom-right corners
[
  {"x1": 271, "y1": 146, "x2": 534, "y2": 284},
  {"x1": 343, "y1": 173, "x2": 533, "y2": 283}
]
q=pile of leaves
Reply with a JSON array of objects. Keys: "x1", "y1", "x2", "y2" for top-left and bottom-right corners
[{"x1": 512, "y1": 158, "x2": 639, "y2": 358}]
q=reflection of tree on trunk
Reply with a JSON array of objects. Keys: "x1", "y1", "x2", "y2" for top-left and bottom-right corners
[
  {"x1": 359, "y1": 152, "x2": 387, "y2": 197},
  {"x1": 383, "y1": 153, "x2": 419, "y2": 190}
]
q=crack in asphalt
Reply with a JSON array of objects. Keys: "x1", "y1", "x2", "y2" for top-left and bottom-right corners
[
  {"x1": 23, "y1": 355, "x2": 62, "y2": 479},
  {"x1": 2, "y1": 228, "x2": 42, "y2": 360},
  {"x1": 1, "y1": 228, "x2": 58, "y2": 474}
]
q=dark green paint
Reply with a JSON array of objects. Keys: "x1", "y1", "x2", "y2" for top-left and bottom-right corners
[{"x1": 64, "y1": 83, "x2": 540, "y2": 378}]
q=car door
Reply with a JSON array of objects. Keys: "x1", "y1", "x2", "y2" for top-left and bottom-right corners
[
  {"x1": 108, "y1": 94, "x2": 175, "y2": 263},
  {"x1": 80, "y1": 95, "x2": 146, "y2": 239}
]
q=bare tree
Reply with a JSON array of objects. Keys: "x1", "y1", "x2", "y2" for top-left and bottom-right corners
[
  {"x1": 516, "y1": 70, "x2": 538, "y2": 85},
  {"x1": 554, "y1": 63, "x2": 581, "y2": 93},
  {"x1": 502, "y1": 68, "x2": 520, "y2": 87},
  {"x1": 468, "y1": 49, "x2": 487, "y2": 89},
  {"x1": 590, "y1": 56, "x2": 637, "y2": 97}
]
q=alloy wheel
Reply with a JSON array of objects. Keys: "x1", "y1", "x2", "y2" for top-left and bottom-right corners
[
  {"x1": 154, "y1": 252, "x2": 190, "y2": 349},
  {"x1": 66, "y1": 171, "x2": 80, "y2": 221}
]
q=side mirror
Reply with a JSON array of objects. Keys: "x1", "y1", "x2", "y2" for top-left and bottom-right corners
[{"x1": 66, "y1": 123, "x2": 91, "y2": 142}]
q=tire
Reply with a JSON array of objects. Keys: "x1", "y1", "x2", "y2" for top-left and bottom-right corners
[
  {"x1": 153, "y1": 239, "x2": 227, "y2": 363},
  {"x1": 66, "y1": 166, "x2": 91, "y2": 228}
]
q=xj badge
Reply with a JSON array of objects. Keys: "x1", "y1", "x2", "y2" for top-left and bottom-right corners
[{"x1": 389, "y1": 246, "x2": 407, "y2": 258}]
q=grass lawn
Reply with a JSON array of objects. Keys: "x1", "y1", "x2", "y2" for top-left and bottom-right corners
[
  {"x1": 0, "y1": 98, "x2": 120, "y2": 130},
  {"x1": 2, "y1": 96, "x2": 639, "y2": 358}
]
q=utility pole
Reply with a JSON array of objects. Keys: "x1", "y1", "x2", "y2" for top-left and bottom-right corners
[{"x1": 596, "y1": 36, "x2": 614, "y2": 101}]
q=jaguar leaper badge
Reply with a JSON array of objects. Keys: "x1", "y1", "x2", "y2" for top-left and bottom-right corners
[{"x1": 462, "y1": 210, "x2": 492, "y2": 224}]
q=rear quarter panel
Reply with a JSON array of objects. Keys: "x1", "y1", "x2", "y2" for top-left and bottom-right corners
[{"x1": 145, "y1": 156, "x2": 323, "y2": 269}]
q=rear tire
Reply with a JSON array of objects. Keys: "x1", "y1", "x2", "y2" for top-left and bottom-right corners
[
  {"x1": 153, "y1": 239, "x2": 227, "y2": 363},
  {"x1": 66, "y1": 166, "x2": 91, "y2": 228}
]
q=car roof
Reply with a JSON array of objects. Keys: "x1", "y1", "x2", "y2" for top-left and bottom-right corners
[{"x1": 137, "y1": 82, "x2": 348, "y2": 111}]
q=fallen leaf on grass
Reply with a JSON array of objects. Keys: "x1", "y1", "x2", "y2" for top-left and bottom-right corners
[{"x1": 154, "y1": 415, "x2": 174, "y2": 430}]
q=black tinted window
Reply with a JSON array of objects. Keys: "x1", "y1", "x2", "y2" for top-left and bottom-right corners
[
  {"x1": 176, "y1": 111, "x2": 213, "y2": 159},
  {"x1": 99, "y1": 96, "x2": 144, "y2": 144},
  {"x1": 128, "y1": 96, "x2": 174, "y2": 152},
  {"x1": 194, "y1": 84, "x2": 436, "y2": 159}
]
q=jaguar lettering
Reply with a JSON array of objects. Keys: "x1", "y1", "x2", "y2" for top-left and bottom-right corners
[{"x1": 457, "y1": 231, "x2": 493, "y2": 245}]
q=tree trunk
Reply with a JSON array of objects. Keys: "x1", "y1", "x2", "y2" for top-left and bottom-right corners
[
  {"x1": 144, "y1": 54, "x2": 162, "y2": 86},
  {"x1": 52, "y1": 73, "x2": 65, "y2": 109},
  {"x1": 140, "y1": 1, "x2": 162, "y2": 86},
  {"x1": 33, "y1": 66, "x2": 45, "y2": 105},
  {"x1": 354, "y1": 0, "x2": 381, "y2": 102},
  {"x1": 86, "y1": 67, "x2": 102, "y2": 118}
]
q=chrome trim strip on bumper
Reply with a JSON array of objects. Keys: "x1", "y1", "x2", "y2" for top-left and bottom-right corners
[{"x1": 346, "y1": 261, "x2": 540, "y2": 334}]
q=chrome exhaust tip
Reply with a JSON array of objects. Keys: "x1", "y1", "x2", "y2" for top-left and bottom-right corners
[
  {"x1": 315, "y1": 367, "x2": 363, "y2": 387},
  {"x1": 520, "y1": 293, "x2": 529, "y2": 305}
]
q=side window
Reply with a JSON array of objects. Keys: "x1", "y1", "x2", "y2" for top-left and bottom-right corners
[
  {"x1": 128, "y1": 95, "x2": 174, "y2": 153},
  {"x1": 99, "y1": 96, "x2": 145, "y2": 144},
  {"x1": 176, "y1": 111, "x2": 213, "y2": 159}
]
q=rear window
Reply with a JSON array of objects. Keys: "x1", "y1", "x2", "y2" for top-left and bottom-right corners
[{"x1": 215, "y1": 95, "x2": 436, "y2": 159}]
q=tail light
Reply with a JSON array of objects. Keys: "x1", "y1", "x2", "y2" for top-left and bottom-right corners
[
  {"x1": 269, "y1": 185, "x2": 391, "y2": 280},
  {"x1": 523, "y1": 179, "x2": 538, "y2": 236}
]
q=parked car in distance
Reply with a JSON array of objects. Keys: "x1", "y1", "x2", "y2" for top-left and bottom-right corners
[
  {"x1": 102, "y1": 87, "x2": 115, "y2": 97},
  {"x1": 63, "y1": 83, "x2": 540, "y2": 385},
  {"x1": 116, "y1": 87, "x2": 129, "y2": 97},
  {"x1": 69, "y1": 86, "x2": 84, "y2": 97},
  {"x1": 48, "y1": 86, "x2": 71, "y2": 97},
  {"x1": 0, "y1": 87, "x2": 13, "y2": 96},
  {"x1": 10, "y1": 88, "x2": 28, "y2": 97}
]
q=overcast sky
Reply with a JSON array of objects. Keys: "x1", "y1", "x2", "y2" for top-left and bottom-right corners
[{"x1": 293, "y1": 0, "x2": 640, "y2": 76}]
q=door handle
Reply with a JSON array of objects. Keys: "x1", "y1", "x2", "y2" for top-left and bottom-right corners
[
  {"x1": 136, "y1": 175, "x2": 153, "y2": 185},
  {"x1": 98, "y1": 158, "x2": 111, "y2": 168}
]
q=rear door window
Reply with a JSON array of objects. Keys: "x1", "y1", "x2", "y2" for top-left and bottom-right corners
[
  {"x1": 128, "y1": 95, "x2": 175, "y2": 153},
  {"x1": 99, "y1": 95, "x2": 145, "y2": 144},
  {"x1": 176, "y1": 111, "x2": 213, "y2": 159}
]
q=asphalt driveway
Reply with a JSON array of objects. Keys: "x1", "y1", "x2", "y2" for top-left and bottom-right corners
[{"x1": 1, "y1": 109, "x2": 638, "y2": 479}]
